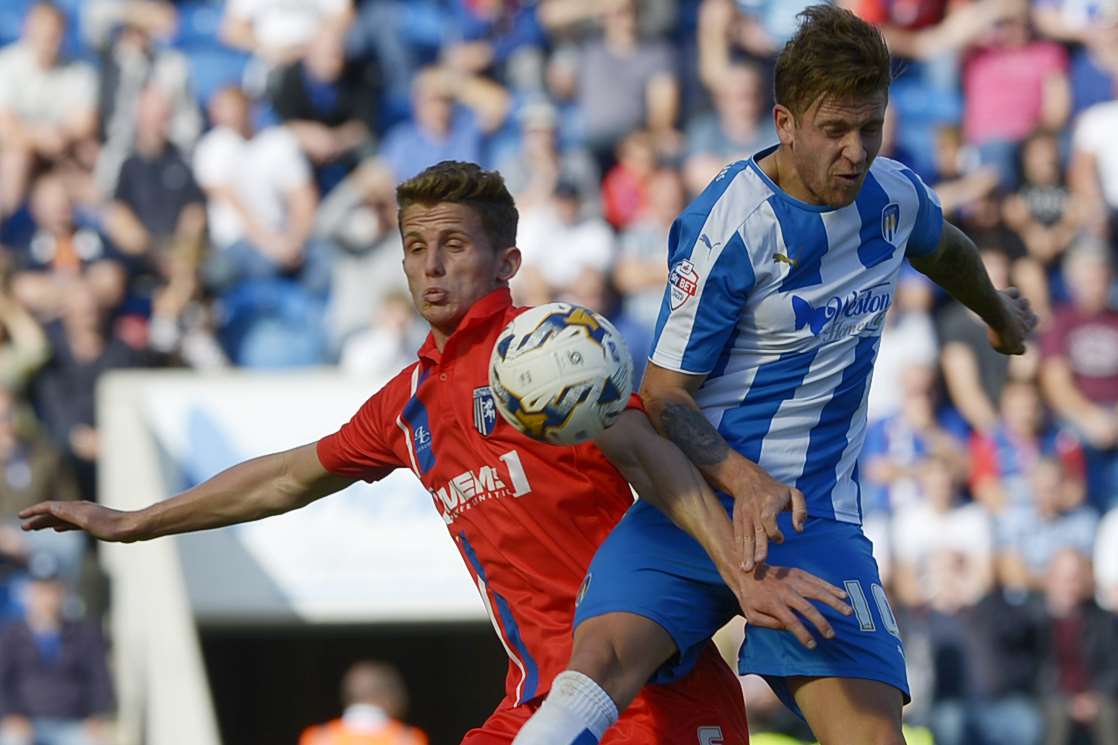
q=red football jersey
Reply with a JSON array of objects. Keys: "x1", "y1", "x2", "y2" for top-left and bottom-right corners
[{"x1": 317, "y1": 288, "x2": 641, "y2": 706}]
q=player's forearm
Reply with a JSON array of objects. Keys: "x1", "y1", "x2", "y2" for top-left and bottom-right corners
[
  {"x1": 909, "y1": 221, "x2": 1012, "y2": 333},
  {"x1": 129, "y1": 449, "x2": 314, "y2": 540},
  {"x1": 601, "y1": 414, "x2": 738, "y2": 572},
  {"x1": 641, "y1": 385, "x2": 759, "y2": 496},
  {"x1": 633, "y1": 440, "x2": 738, "y2": 572}
]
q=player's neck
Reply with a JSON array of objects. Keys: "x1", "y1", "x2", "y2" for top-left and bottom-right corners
[
  {"x1": 429, "y1": 327, "x2": 450, "y2": 352},
  {"x1": 759, "y1": 146, "x2": 822, "y2": 206}
]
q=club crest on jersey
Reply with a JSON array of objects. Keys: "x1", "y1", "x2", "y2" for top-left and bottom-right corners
[
  {"x1": 473, "y1": 386, "x2": 498, "y2": 436},
  {"x1": 881, "y1": 203, "x2": 900, "y2": 245},
  {"x1": 669, "y1": 259, "x2": 700, "y2": 311}
]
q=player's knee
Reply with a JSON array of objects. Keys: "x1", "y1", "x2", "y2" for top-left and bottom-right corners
[
  {"x1": 566, "y1": 615, "x2": 674, "y2": 710},
  {"x1": 566, "y1": 632, "x2": 625, "y2": 685}
]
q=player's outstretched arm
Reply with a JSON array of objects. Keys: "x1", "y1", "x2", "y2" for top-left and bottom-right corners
[
  {"x1": 640, "y1": 363, "x2": 807, "y2": 571},
  {"x1": 18, "y1": 443, "x2": 355, "y2": 542},
  {"x1": 595, "y1": 410, "x2": 850, "y2": 648},
  {"x1": 909, "y1": 220, "x2": 1038, "y2": 355}
]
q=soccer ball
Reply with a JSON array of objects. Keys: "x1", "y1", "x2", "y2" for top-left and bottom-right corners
[{"x1": 488, "y1": 303, "x2": 633, "y2": 445}]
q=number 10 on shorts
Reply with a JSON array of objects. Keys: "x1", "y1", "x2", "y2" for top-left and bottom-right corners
[{"x1": 844, "y1": 580, "x2": 900, "y2": 638}]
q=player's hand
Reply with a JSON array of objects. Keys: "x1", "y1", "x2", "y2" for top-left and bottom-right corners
[
  {"x1": 728, "y1": 461, "x2": 807, "y2": 571},
  {"x1": 729, "y1": 563, "x2": 852, "y2": 650},
  {"x1": 986, "y1": 287, "x2": 1037, "y2": 355},
  {"x1": 19, "y1": 501, "x2": 140, "y2": 543}
]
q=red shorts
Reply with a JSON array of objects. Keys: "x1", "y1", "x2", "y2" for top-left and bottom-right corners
[{"x1": 461, "y1": 643, "x2": 749, "y2": 745}]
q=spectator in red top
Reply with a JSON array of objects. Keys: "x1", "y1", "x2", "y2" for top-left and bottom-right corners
[
  {"x1": 1038, "y1": 548, "x2": 1118, "y2": 745},
  {"x1": 601, "y1": 130, "x2": 656, "y2": 229},
  {"x1": 962, "y1": 8, "x2": 1070, "y2": 186},
  {"x1": 1040, "y1": 240, "x2": 1118, "y2": 511}
]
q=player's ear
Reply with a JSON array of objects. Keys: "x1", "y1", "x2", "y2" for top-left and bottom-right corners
[
  {"x1": 774, "y1": 104, "x2": 795, "y2": 149},
  {"x1": 496, "y1": 246, "x2": 521, "y2": 283}
]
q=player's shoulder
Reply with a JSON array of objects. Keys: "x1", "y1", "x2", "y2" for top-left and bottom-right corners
[
  {"x1": 360, "y1": 360, "x2": 424, "y2": 417},
  {"x1": 384, "y1": 360, "x2": 424, "y2": 394},
  {"x1": 680, "y1": 156, "x2": 774, "y2": 239},
  {"x1": 868, "y1": 156, "x2": 937, "y2": 203},
  {"x1": 868, "y1": 155, "x2": 920, "y2": 185}
]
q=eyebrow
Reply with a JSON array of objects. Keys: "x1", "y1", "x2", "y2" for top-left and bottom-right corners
[
  {"x1": 817, "y1": 116, "x2": 885, "y2": 129},
  {"x1": 402, "y1": 228, "x2": 471, "y2": 240}
]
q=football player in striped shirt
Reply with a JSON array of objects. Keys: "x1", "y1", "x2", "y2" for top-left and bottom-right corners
[{"x1": 517, "y1": 6, "x2": 1037, "y2": 745}]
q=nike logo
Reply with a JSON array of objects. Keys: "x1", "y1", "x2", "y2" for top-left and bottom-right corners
[{"x1": 773, "y1": 251, "x2": 798, "y2": 267}]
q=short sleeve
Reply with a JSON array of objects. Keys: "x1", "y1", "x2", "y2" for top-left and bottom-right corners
[
  {"x1": 316, "y1": 383, "x2": 405, "y2": 482},
  {"x1": 954, "y1": 505, "x2": 993, "y2": 560},
  {"x1": 263, "y1": 128, "x2": 312, "y2": 191},
  {"x1": 1039, "y1": 311, "x2": 1071, "y2": 360},
  {"x1": 63, "y1": 64, "x2": 98, "y2": 112},
  {"x1": 193, "y1": 130, "x2": 238, "y2": 189},
  {"x1": 649, "y1": 212, "x2": 755, "y2": 375},
  {"x1": 891, "y1": 506, "x2": 929, "y2": 564},
  {"x1": 644, "y1": 42, "x2": 674, "y2": 80},
  {"x1": 1073, "y1": 107, "x2": 1106, "y2": 155},
  {"x1": 899, "y1": 167, "x2": 943, "y2": 258}
]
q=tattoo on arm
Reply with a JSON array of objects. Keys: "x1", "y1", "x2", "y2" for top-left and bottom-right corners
[
  {"x1": 911, "y1": 222, "x2": 1005, "y2": 327},
  {"x1": 659, "y1": 402, "x2": 730, "y2": 466}
]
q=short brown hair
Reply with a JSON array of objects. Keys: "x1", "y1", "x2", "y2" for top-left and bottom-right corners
[
  {"x1": 774, "y1": 5, "x2": 893, "y2": 117},
  {"x1": 396, "y1": 161, "x2": 518, "y2": 251}
]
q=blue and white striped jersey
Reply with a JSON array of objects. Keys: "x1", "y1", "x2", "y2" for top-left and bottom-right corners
[{"x1": 650, "y1": 145, "x2": 944, "y2": 524}]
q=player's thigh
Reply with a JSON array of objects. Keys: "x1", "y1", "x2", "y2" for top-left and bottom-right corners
[
  {"x1": 738, "y1": 515, "x2": 909, "y2": 715},
  {"x1": 568, "y1": 611, "x2": 677, "y2": 708},
  {"x1": 574, "y1": 498, "x2": 739, "y2": 686},
  {"x1": 787, "y1": 676, "x2": 904, "y2": 745},
  {"x1": 618, "y1": 642, "x2": 750, "y2": 745}
]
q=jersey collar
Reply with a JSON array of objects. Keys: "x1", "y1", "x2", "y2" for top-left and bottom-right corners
[{"x1": 417, "y1": 287, "x2": 512, "y2": 365}]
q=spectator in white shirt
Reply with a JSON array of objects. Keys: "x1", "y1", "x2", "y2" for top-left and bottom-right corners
[
  {"x1": 0, "y1": 2, "x2": 98, "y2": 216},
  {"x1": 513, "y1": 180, "x2": 615, "y2": 306},
  {"x1": 892, "y1": 454, "x2": 995, "y2": 612},
  {"x1": 1070, "y1": 100, "x2": 1118, "y2": 240},
  {"x1": 193, "y1": 86, "x2": 326, "y2": 293}
]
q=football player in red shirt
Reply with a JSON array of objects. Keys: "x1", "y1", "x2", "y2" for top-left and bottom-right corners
[{"x1": 21, "y1": 161, "x2": 848, "y2": 744}]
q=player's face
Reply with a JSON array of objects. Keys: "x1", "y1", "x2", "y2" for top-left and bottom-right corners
[
  {"x1": 777, "y1": 92, "x2": 887, "y2": 208},
  {"x1": 400, "y1": 202, "x2": 520, "y2": 343}
]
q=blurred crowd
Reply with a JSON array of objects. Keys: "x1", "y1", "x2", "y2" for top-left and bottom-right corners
[{"x1": 0, "y1": 0, "x2": 1114, "y2": 743}]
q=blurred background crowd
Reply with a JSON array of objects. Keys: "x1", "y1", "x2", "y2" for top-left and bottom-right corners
[{"x1": 0, "y1": 0, "x2": 1116, "y2": 743}]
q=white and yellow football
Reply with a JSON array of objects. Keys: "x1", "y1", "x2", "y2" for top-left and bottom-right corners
[{"x1": 488, "y1": 303, "x2": 633, "y2": 445}]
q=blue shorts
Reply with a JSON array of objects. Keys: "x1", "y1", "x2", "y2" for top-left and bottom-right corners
[{"x1": 573, "y1": 498, "x2": 910, "y2": 720}]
